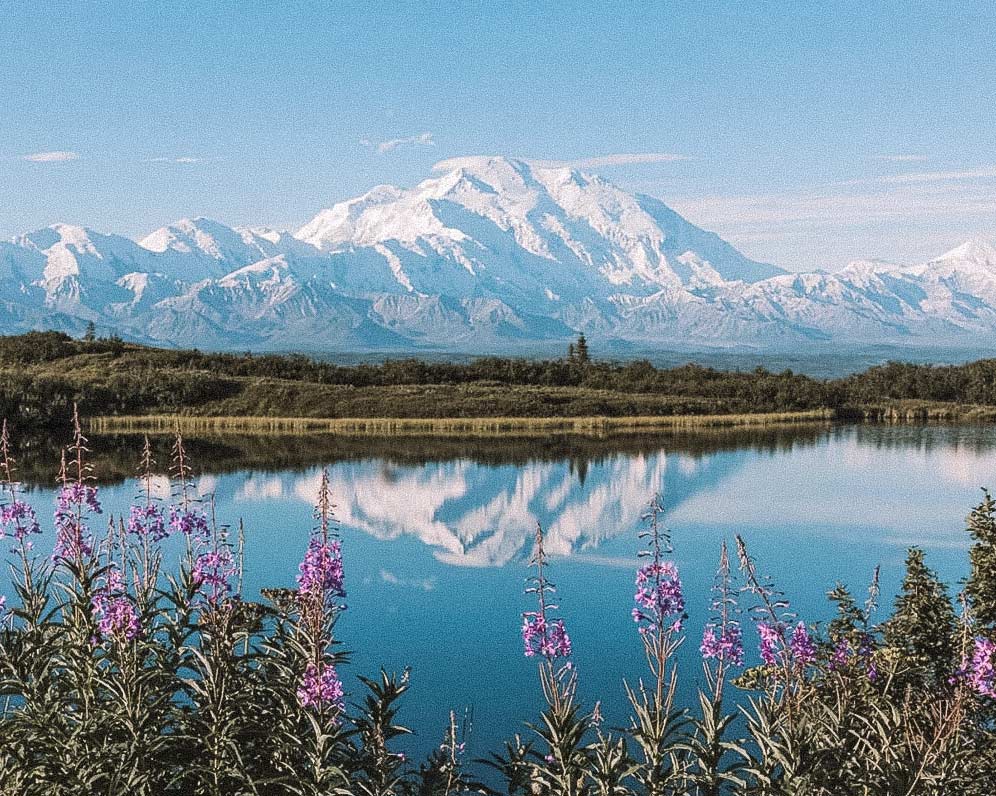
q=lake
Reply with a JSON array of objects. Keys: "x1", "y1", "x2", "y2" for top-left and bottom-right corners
[{"x1": 2, "y1": 423, "x2": 991, "y2": 762}]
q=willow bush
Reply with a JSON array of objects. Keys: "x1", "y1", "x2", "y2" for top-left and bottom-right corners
[{"x1": 0, "y1": 411, "x2": 995, "y2": 795}]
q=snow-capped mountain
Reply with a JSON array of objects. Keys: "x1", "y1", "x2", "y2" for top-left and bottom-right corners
[{"x1": 3, "y1": 155, "x2": 996, "y2": 353}]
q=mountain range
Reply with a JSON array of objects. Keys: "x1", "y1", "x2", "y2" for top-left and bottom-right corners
[{"x1": 4, "y1": 155, "x2": 996, "y2": 354}]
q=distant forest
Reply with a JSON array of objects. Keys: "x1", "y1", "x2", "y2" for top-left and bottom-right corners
[{"x1": 2, "y1": 331, "x2": 996, "y2": 429}]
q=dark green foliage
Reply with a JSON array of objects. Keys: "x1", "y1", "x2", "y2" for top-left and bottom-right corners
[
  {"x1": 826, "y1": 582, "x2": 863, "y2": 641},
  {"x1": 884, "y1": 547, "x2": 957, "y2": 688},
  {"x1": 966, "y1": 489, "x2": 996, "y2": 631},
  {"x1": 572, "y1": 335, "x2": 590, "y2": 366}
]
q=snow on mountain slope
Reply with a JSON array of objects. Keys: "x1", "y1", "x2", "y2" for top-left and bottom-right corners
[
  {"x1": 295, "y1": 157, "x2": 785, "y2": 300},
  {"x1": 3, "y1": 157, "x2": 996, "y2": 352},
  {"x1": 139, "y1": 217, "x2": 317, "y2": 280}
]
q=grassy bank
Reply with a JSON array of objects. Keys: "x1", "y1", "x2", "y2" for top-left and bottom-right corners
[
  {"x1": 6, "y1": 331, "x2": 996, "y2": 431},
  {"x1": 89, "y1": 408, "x2": 835, "y2": 436}
]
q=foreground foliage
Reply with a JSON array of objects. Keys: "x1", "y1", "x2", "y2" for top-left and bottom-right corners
[{"x1": 0, "y1": 412, "x2": 995, "y2": 794}]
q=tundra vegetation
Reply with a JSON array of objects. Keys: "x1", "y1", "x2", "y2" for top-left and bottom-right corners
[
  {"x1": 4, "y1": 332, "x2": 996, "y2": 431},
  {"x1": 0, "y1": 412, "x2": 995, "y2": 794}
]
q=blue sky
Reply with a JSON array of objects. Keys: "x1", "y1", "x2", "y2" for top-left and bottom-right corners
[{"x1": 2, "y1": 0, "x2": 995, "y2": 270}]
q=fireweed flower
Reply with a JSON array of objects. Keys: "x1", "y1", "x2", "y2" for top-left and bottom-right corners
[
  {"x1": 789, "y1": 622, "x2": 817, "y2": 667},
  {"x1": 701, "y1": 622, "x2": 744, "y2": 666},
  {"x1": 297, "y1": 536, "x2": 346, "y2": 607},
  {"x1": 169, "y1": 506, "x2": 209, "y2": 538},
  {"x1": 297, "y1": 661, "x2": 345, "y2": 712},
  {"x1": 192, "y1": 548, "x2": 237, "y2": 605},
  {"x1": 522, "y1": 613, "x2": 572, "y2": 659},
  {"x1": 632, "y1": 560, "x2": 686, "y2": 636},
  {"x1": 856, "y1": 633, "x2": 879, "y2": 682},
  {"x1": 53, "y1": 482, "x2": 101, "y2": 560},
  {"x1": 522, "y1": 524, "x2": 573, "y2": 665},
  {"x1": 829, "y1": 637, "x2": 852, "y2": 671},
  {"x1": 965, "y1": 637, "x2": 996, "y2": 697},
  {"x1": 96, "y1": 596, "x2": 141, "y2": 641},
  {"x1": 757, "y1": 622, "x2": 783, "y2": 666},
  {"x1": 0, "y1": 499, "x2": 40, "y2": 542},
  {"x1": 91, "y1": 566, "x2": 140, "y2": 642},
  {"x1": 128, "y1": 503, "x2": 168, "y2": 541}
]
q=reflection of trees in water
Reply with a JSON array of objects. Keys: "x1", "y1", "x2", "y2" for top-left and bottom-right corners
[
  {"x1": 849, "y1": 423, "x2": 996, "y2": 456},
  {"x1": 10, "y1": 424, "x2": 836, "y2": 488}
]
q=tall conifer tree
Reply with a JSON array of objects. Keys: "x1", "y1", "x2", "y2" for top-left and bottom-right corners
[
  {"x1": 885, "y1": 547, "x2": 957, "y2": 687},
  {"x1": 966, "y1": 489, "x2": 996, "y2": 631}
]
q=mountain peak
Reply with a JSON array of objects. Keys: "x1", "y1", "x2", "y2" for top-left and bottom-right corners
[
  {"x1": 431, "y1": 155, "x2": 535, "y2": 177},
  {"x1": 936, "y1": 237, "x2": 996, "y2": 268},
  {"x1": 295, "y1": 155, "x2": 782, "y2": 290},
  {"x1": 140, "y1": 217, "x2": 241, "y2": 257}
]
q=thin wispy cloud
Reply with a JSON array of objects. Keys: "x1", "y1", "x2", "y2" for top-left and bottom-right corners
[
  {"x1": 22, "y1": 150, "x2": 79, "y2": 163},
  {"x1": 432, "y1": 152, "x2": 692, "y2": 173},
  {"x1": 669, "y1": 179, "x2": 996, "y2": 270},
  {"x1": 539, "y1": 152, "x2": 693, "y2": 169},
  {"x1": 843, "y1": 167, "x2": 996, "y2": 186},
  {"x1": 361, "y1": 132, "x2": 435, "y2": 154},
  {"x1": 378, "y1": 569, "x2": 436, "y2": 591},
  {"x1": 674, "y1": 186, "x2": 996, "y2": 230},
  {"x1": 872, "y1": 154, "x2": 929, "y2": 163},
  {"x1": 147, "y1": 156, "x2": 205, "y2": 164}
]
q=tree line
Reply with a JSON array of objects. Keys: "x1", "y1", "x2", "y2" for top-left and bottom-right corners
[{"x1": 0, "y1": 331, "x2": 995, "y2": 428}]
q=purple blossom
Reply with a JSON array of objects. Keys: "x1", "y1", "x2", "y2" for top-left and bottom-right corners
[
  {"x1": 91, "y1": 566, "x2": 140, "y2": 642},
  {"x1": 127, "y1": 504, "x2": 168, "y2": 541},
  {"x1": 297, "y1": 536, "x2": 345, "y2": 606},
  {"x1": 169, "y1": 506, "x2": 210, "y2": 538},
  {"x1": 522, "y1": 613, "x2": 572, "y2": 659},
  {"x1": 192, "y1": 548, "x2": 236, "y2": 605},
  {"x1": 632, "y1": 560, "x2": 685, "y2": 636},
  {"x1": 829, "y1": 638, "x2": 852, "y2": 671},
  {"x1": 0, "y1": 499, "x2": 40, "y2": 541},
  {"x1": 857, "y1": 633, "x2": 879, "y2": 682},
  {"x1": 63, "y1": 482, "x2": 101, "y2": 514},
  {"x1": 757, "y1": 622, "x2": 782, "y2": 666},
  {"x1": 53, "y1": 482, "x2": 101, "y2": 560},
  {"x1": 701, "y1": 621, "x2": 744, "y2": 666},
  {"x1": 790, "y1": 622, "x2": 817, "y2": 667},
  {"x1": 97, "y1": 597, "x2": 141, "y2": 641},
  {"x1": 297, "y1": 661, "x2": 345, "y2": 712},
  {"x1": 966, "y1": 637, "x2": 996, "y2": 697}
]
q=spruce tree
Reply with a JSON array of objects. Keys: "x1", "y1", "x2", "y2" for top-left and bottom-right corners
[
  {"x1": 884, "y1": 547, "x2": 957, "y2": 687},
  {"x1": 575, "y1": 333, "x2": 589, "y2": 365},
  {"x1": 83, "y1": 320, "x2": 96, "y2": 342},
  {"x1": 826, "y1": 583, "x2": 862, "y2": 641},
  {"x1": 966, "y1": 488, "x2": 996, "y2": 630}
]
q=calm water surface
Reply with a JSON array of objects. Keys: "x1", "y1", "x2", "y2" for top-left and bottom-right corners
[{"x1": 3, "y1": 424, "x2": 993, "y2": 761}]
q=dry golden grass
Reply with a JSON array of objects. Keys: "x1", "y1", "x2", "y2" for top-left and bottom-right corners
[{"x1": 89, "y1": 408, "x2": 836, "y2": 437}]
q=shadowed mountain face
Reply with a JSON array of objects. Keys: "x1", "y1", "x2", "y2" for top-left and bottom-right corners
[{"x1": 5, "y1": 156, "x2": 996, "y2": 353}]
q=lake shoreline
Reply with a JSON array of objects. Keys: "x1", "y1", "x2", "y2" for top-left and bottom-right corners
[
  {"x1": 89, "y1": 409, "x2": 835, "y2": 436},
  {"x1": 86, "y1": 399, "x2": 996, "y2": 437}
]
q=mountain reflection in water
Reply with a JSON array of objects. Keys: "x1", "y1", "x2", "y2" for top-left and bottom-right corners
[{"x1": 4, "y1": 423, "x2": 995, "y2": 762}]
